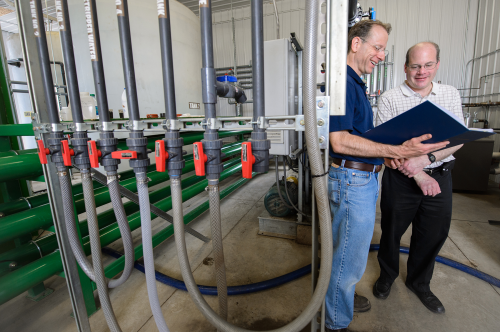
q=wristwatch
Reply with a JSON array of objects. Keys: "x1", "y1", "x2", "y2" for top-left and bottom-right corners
[{"x1": 427, "y1": 153, "x2": 436, "y2": 163}]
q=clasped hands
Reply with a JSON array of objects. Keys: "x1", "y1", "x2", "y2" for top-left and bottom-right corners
[{"x1": 384, "y1": 156, "x2": 441, "y2": 197}]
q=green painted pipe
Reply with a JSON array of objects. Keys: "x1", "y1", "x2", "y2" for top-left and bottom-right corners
[
  {"x1": 0, "y1": 130, "x2": 249, "y2": 183},
  {"x1": 0, "y1": 154, "x2": 244, "y2": 267},
  {"x1": 0, "y1": 140, "x2": 244, "y2": 216},
  {"x1": 0, "y1": 141, "x2": 245, "y2": 244},
  {"x1": 0, "y1": 149, "x2": 36, "y2": 158},
  {"x1": 0, "y1": 124, "x2": 35, "y2": 137},
  {"x1": 0, "y1": 164, "x2": 249, "y2": 305}
]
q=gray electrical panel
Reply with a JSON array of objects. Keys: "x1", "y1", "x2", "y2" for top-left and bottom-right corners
[{"x1": 264, "y1": 39, "x2": 298, "y2": 156}]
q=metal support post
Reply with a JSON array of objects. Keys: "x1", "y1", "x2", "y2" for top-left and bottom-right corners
[{"x1": 18, "y1": 1, "x2": 92, "y2": 330}]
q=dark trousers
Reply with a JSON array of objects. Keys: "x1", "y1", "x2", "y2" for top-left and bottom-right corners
[{"x1": 377, "y1": 163, "x2": 453, "y2": 292}]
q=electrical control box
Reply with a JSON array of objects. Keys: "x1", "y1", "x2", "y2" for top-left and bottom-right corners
[{"x1": 264, "y1": 39, "x2": 298, "y2": 156}]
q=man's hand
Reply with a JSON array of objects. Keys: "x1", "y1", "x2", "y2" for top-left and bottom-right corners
[
  {"x1": 414, "y1": 172, "x2": 441, "y2": 196},
  {"x1": 384, "y1": 158, "x2": 405, "y2": 169},
  {"x1": 399, "y1": 134, "x2": 449, "y2": 159},
  {"x1": 399, "y1": 155, "x2": 431, "y2": 178}
]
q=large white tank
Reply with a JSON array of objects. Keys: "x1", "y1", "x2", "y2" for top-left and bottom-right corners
[{"x1": 68, "y1": 0, "x2": 203, "y2": 116}]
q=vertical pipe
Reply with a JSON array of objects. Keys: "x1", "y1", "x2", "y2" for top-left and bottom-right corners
[
  {"x1": 31, "y1": 0, "x2": 59, "y2": 124},
  {"x1": 200, "y1": 0, "x2": 217, "y2": 120},
  {"x1": 85, "y1": 0, "x2": 120, "y2": 173},
  {"x1": 251, "y1": 0, "x2": 265, "y2": 127},
  {"x1": 116, "y1": 0, "x2": 140, "y2": 122},
  {"x1": 85, "y1": 0, "x2": 110, "y2": 123},
  {"x1": 249, "y1": 0, "x2": 270, "y2": 174},
  {"x1": 58, "y1": 0, "x2": 91, "y2": 170},
  {"x1": 272, "y1": 0, "x2": 280, "y2": 39},
  {"x1": 158, "y1": 0, "x2": 176, "y2": 120},
  {"x1": 57, "y1": 1, "x2": 83, "y2": 124}
]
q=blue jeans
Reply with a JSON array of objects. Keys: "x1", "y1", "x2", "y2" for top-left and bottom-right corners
[{"x1": 325, "y1": 162, "x2": 379, "y2": 330}]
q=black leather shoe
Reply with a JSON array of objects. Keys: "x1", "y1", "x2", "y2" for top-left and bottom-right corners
[
  {"x1": 373, "y1": 277, "x2": 392, "y2": 299},
  {"x1": 354, "y1": 292, "x2": 371, "y2": 312},
  {"x1": 405, "y1": 282, "x2": 445, "y2": 314}
]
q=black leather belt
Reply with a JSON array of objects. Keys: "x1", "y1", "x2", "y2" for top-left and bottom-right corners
[{"x1": 332, "y1": 158, "x2": 382, "y2": 173}]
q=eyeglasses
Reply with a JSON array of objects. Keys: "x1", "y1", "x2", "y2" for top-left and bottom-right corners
[
  {"x1": 359, "y1": 37, "x2": 388, "y2": 56},
  {"x1": 407, "y1": 62, "x2": 438, "y2": 72}
]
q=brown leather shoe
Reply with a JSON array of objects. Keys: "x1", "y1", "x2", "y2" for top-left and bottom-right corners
[{"x1": 354, "y1": 292, "x2": 371, "y2": 312}]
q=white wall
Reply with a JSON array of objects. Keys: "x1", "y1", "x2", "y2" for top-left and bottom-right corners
[{"x1": 211, "y1": 0, "x2": 479, "y2": 116}]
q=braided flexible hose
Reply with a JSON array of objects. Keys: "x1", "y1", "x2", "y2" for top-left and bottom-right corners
[
  {"x1": 82, "y1": 172, "x2": 122, "y2": 332},
  {"x1": 107, "y1": 173, "x2": 135, "y2": 283},
  {"x1": 171, "y1": 1, "x2": 333, "y2": 330},
  {"x1": 60, "y1": 170, "x2": 132, "y2": 288},
  {"x1": 208, "y1": 183, "x2": 228, "y2": 320},
  {"x1": 137, "y1": 172, "x2": 170, "y2": 332}
]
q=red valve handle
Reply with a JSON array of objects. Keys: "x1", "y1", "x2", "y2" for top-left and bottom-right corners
[
  {"x1": 241, "y1": 142, "x2": 256, "y2": 179},
  {"x1": 37, "y1": 140, "x2": 50, "y2": 165},
  {"x1": 155, "y1": 140, "x2": 169, "y2": 172},
  {"x1": 193, "y1": 142, "x2": 207, "y2": 176},
  {"x1": 87, "y1": 140, "x2": 102, "y2": 168},
  {"x1": 111, "y1": 150, "x2": 137, "y2": 160},
  {"x1": 61, "y1": 140, "x2": 75, "y2": 166}
]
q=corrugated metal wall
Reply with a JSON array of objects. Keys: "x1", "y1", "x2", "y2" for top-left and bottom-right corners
[
  {"x1": 459, "y1": 0, "x2": 500, "y2": 180},
  {"x1": 211, "y1": 0, "x2": 477, "y2": 116}
]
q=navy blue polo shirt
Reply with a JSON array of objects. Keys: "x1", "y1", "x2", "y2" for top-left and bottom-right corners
[{"x1": 329, "y1": 65, "x2": 384, "y2": 166}]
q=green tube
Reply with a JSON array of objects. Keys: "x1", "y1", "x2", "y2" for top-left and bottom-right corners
[
  {"x1": 0, "y1": 149, "x2": 37, "y2": 158},
  {"x1": 0, "y1": 154, "x2": 43, "y2": 182},
  {"x1": 0, "y1": 141, "x2": 245, "y2": 243},
  {"x1": 0, "y1": 140, "x2": 244, "y2": 216},
  {"x1": 0, "y1": 164, "x2": 249, "y2": 306},
  {"x1": 0, "y1": 157, "x2": 243, "y2": 268}
]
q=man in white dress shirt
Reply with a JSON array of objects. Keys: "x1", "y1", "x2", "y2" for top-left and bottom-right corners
[{"x1": 372, "y1": 42, "x2": 463, "y2": 314}]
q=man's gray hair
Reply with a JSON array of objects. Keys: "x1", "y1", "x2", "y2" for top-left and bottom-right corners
[
  {"x1": 405, "y1": 42, "x2": 440, "y2": 66},
  {"x1": 347, "y1": 20, "x2": 392, "y2": 54}
]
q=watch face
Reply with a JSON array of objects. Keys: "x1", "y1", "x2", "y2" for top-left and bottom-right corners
[{"x1": 429, "y1": 154, "x2": 436, "y2": 162}]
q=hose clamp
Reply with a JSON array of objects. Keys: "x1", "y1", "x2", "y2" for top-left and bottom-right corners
[
  {"x1": 136, "y1": 177, "x2": 150, "y2": 185},
  {"x1": 30, "y1": 240, "x2": 43, "y2": 258},
  {"x1": 107, "y1": 174, "x2": 119, "y2": 184},
  {"x1": 125, "y1": 120, "x2": 149, "y2": 131},
  {"x1": 96, "y1": 121, "x2": 119, "y2": 132},
  {"x1": 163, "y1": 119, "x2": 183, "y2": 131},
  {"x1": 20, "y1": 196, "x2": 32, "y2": 209},
  {"x1": 201, "y1": 118, "x2": 222, "y2": 130},
  {"x1": 73, "y1": 122, "x2": 93, "y2": 132}
]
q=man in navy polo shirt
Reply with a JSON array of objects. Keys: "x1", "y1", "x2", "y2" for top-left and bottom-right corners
[{"x1": 325, "y1": 20, "x2": 450, "y2": 332}]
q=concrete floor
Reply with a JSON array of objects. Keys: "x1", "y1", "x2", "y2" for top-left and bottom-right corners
[{"x1": 1, "y1": 170, "x2": 500, "y2": 332}]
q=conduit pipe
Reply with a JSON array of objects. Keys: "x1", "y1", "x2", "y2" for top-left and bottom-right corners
[{"x1": 171, "y1": 1, "x2": 332, "y2": 331}]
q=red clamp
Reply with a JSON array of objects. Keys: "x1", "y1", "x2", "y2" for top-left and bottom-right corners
[
  {"x1": 155, "y1": 140, "x2": 169, "y2": 172},
  {"x1": 111, "y1": 150, "x2": 137, "y2": 160},
  {"x1": 37, "y1": 140, "x2": 50, "y2": 165},
  {"x1": 193, "y1": 142, "x2": 207, "y2": 176},
  {"x1": 87, "y1": 140, "x2": 102, "y2": 168},
  {"x1": 241, "y1": 142, "x2": 256, "y2": 179},
  {"x1": 61, "y1": 140, "x2": 75, "y2": 166}
]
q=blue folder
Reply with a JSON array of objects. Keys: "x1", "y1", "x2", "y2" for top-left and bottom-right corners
[{"x1": 363, "y1": 100, "x2": 494, "y2": 148}]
